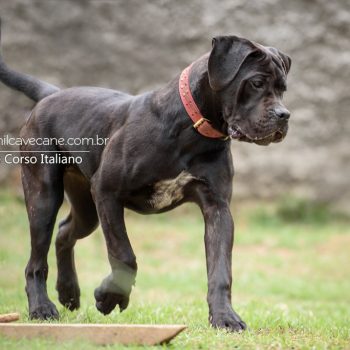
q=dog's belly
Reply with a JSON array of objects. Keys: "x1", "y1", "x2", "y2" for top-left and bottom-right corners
[{"x1": 124, "y1": 171, "x2": 195, "y2": 214}]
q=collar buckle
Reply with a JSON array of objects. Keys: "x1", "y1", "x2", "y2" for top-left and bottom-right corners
[{"x1": 193, "y1": 117, "x2": 210, "y2": 129}]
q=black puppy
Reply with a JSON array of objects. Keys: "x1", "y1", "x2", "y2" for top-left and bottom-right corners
[{"x1": 0, "y1": 20, "x2": 291, "y2": 331}]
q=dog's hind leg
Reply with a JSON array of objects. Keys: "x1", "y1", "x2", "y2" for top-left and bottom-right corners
[
  {"x1": 55, "y1": 172, "x2": 98, "y2": 310},
  {"x1": 22, "y1": 159, "x2": 64, "y2": 320}
]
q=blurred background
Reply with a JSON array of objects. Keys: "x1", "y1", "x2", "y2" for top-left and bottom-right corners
[{"x1": 0, "y1": 0, "x2": 349, "y2": 213}]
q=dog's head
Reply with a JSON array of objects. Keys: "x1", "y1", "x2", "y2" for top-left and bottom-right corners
[{"x1": 208, "y1": 36, "x2": 291, "y2": 145}]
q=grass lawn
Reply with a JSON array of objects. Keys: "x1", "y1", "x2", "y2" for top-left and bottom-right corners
[{"x1": 0, "y1": 190, "x2": 349, "y2": 349}]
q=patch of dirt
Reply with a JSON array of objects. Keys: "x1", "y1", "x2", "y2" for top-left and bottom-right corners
[
  {"x1": 317, "y1": 234, "x2": 350, "y2": 255},
  {"x1": 236, "y1": 244, "x2": 294, "y2": 258}
]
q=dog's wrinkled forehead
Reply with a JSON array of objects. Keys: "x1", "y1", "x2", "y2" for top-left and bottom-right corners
[
  {"x1": 208, "y1": 36, "x2": 291, "y2": 91},
  {"x1": 253, "y1": 42, "x2": 290, "y2": 77}
]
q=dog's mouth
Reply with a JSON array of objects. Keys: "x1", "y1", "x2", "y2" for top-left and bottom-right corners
[{"x1": 228, "y1": 125, "x2": 287, "y2": 145}]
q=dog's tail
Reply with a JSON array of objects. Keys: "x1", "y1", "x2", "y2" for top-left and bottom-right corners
[{"x1": 0, "y1": 18, "x2": 60, "y2": 102}]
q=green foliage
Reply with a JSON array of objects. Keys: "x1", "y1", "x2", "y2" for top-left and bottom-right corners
[
  {"x1": 276, "y1": 197, "x2": 335, "y2": 224},
  {"x1": 248, "y1": 196, "x2": 348, "y2": 228}
]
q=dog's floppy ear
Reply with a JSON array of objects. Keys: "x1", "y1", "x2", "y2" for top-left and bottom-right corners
[{"x1": 208, "y1": 36, "x2": 259, "y2": 91}]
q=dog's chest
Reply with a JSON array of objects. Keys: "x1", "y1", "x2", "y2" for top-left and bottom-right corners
[{"x1": 148, "y1": 171, "x2": 195, "y2": 210}]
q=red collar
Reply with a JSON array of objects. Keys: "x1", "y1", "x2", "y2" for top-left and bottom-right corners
[{"x1": 179, "y1": 64, "x2": 228, "y2": 140}]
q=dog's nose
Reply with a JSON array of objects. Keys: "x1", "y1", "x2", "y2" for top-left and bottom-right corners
[{"x1": 275, "y1": 107, "x2": 290, "y2": 120}]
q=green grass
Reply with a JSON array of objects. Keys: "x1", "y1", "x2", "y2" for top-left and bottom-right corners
[{"x1": 0, "y1": 190, "x2": 349, "y2": 349}]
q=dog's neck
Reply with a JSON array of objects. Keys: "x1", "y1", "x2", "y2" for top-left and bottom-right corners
[
  {"x1": 152, "y1": 55, "x2": 229, "y2": 150},
  {"x1": 188, "y1": 55, "x2": 227, "y2": 136}
]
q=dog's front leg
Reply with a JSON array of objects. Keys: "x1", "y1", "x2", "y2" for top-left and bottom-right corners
[
  {"x1": 196, "y1": 190, "x2": 247, "y2": 332},
  {"x1": 92, "y1": 189, "x2": 137, "y2": 315}
]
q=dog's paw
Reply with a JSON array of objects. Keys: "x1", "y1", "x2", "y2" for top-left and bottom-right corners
[
  {"x1": 29, "y1": 301, "x2": 59, "y2": 320},
  {"x1": 56, "y1": 279, "x2": 80, "y2": 311},
  {"x1": 94, "y1": 287, "x2": 129, "y2": 315},
  {"x1": 210, "y1": 310, "x2": 247, "y2": 332}
]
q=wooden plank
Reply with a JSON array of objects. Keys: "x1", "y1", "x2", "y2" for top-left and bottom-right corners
[
  {"x1": 0, "y1": 313, "x2": 20, "y2": 323},
  {"x1": 0, "y1": 323, "x2": 186, "y2": 345}
]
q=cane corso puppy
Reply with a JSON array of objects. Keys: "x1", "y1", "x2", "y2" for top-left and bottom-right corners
[{"x1": 0, "y1": 19, "x2": 291, "y2": 331}]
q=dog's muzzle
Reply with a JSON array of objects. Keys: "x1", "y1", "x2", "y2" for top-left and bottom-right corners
[{"x1": 228, "y1": 123, "x2": 288, "y2": 145}]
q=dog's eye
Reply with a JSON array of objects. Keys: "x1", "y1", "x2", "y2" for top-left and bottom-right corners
[{"x1": 250, "y1": 80, "x2": 265, "y2": 89}]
